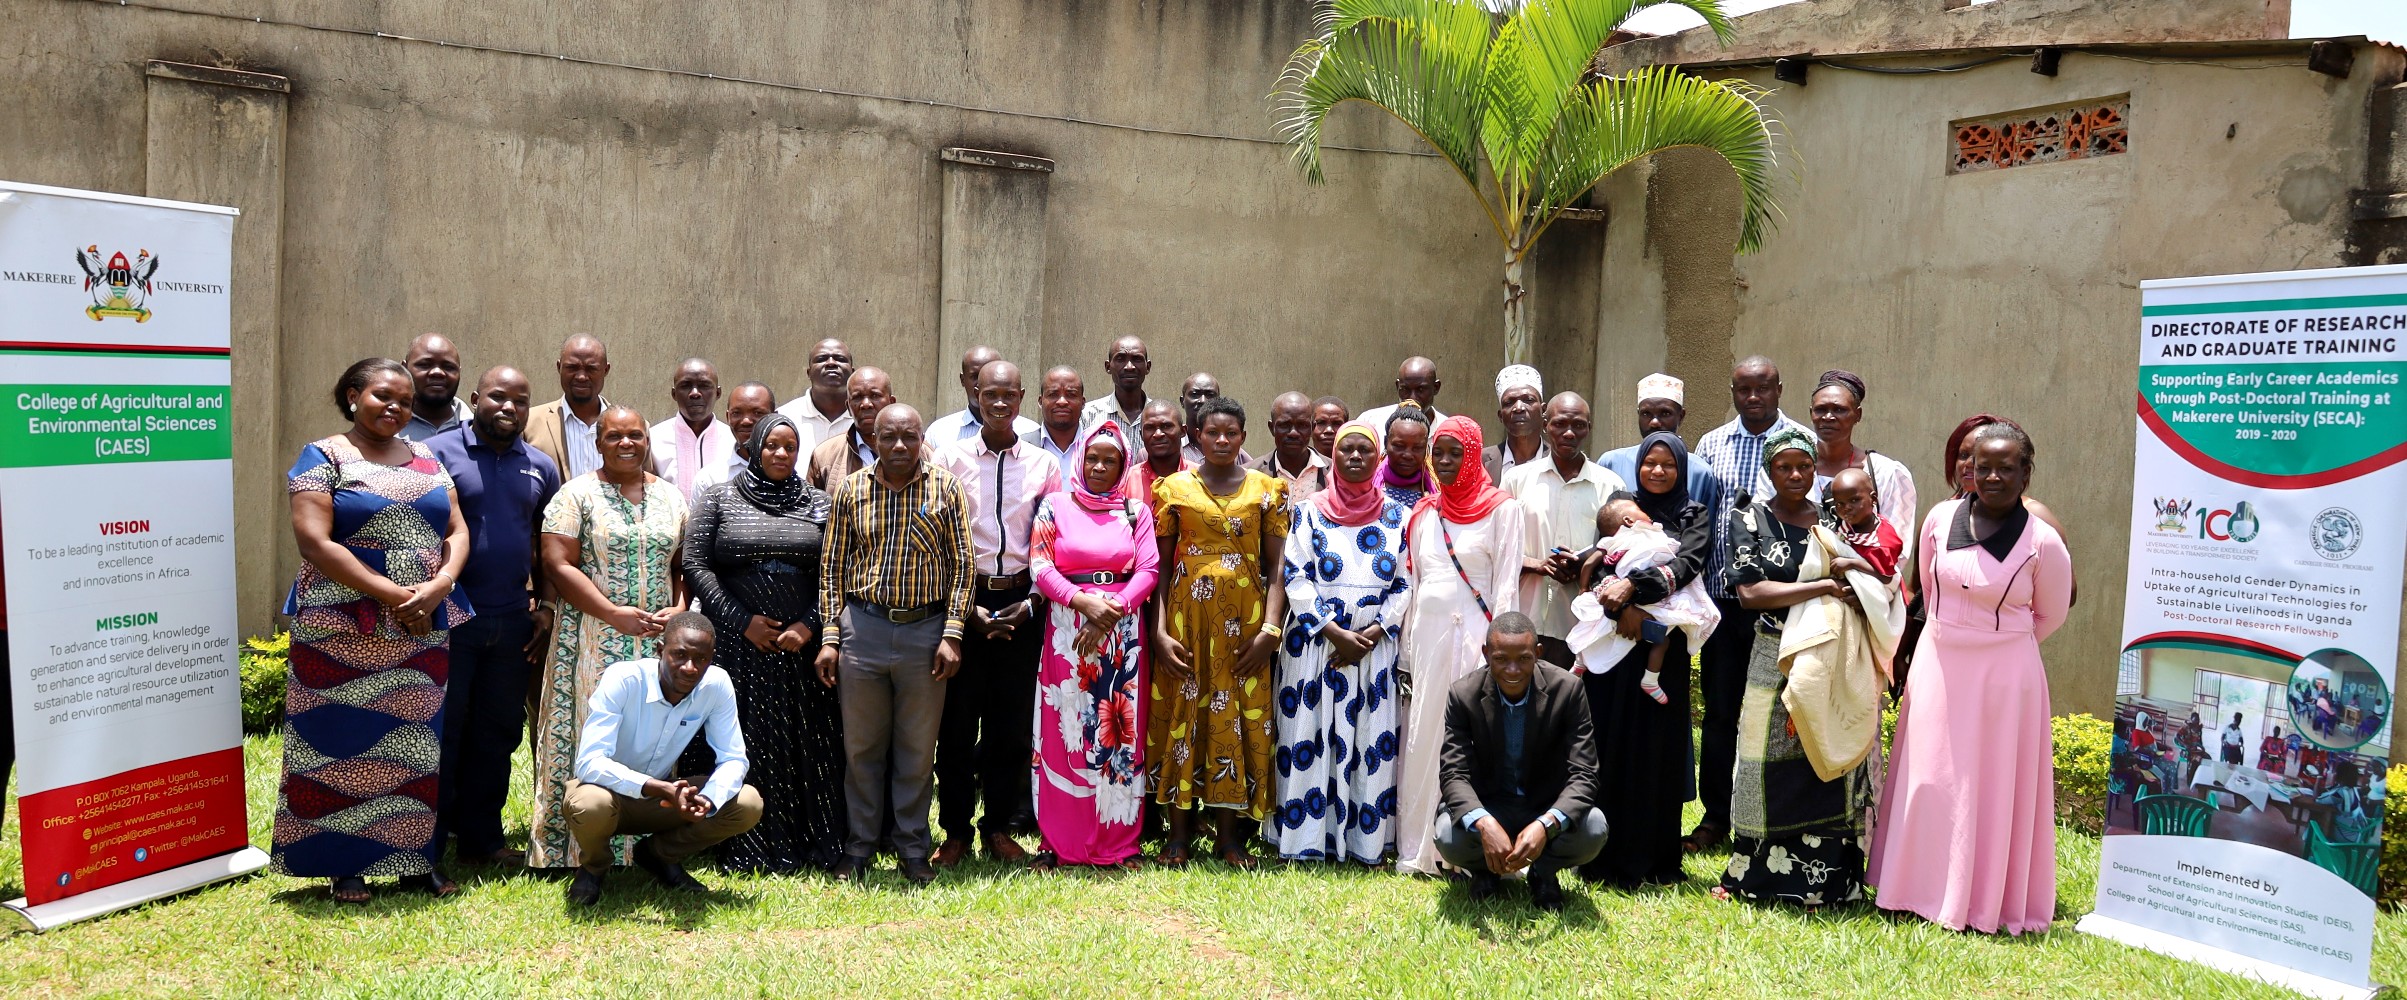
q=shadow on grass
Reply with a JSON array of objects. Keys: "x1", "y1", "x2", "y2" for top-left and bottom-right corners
[{"x1": 1432, "y1": 875, "x2": 1607, "y2": 942}]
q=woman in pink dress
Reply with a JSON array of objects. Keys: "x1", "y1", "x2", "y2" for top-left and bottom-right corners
[
  {"x1": 1871, "y1": 420, "x2": 2073, "y2": 934},
  {"x1": 1028, "y1": 420, "x2": 1161, "y2": 869}
]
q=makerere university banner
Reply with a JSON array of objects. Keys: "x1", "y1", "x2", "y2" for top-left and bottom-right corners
[
  {"x1": 0, "y1": 181, "x2": 265, "y2": 931},
  {"x1": 2080, "y1": 264, "x2": 2406, "y2": 1000}
]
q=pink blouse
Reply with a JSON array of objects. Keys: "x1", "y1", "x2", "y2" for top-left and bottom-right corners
[
  {"x1": 1032, "y1": 493, "x2": 1160, "y2": 608},
  {"x1": 1918, "y1": 498, "x2": 2071, "y2": 639}
]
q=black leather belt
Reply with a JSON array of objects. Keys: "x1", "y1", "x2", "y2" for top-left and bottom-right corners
[
  {"x1": 854, "y1": 599, "x2": 943, "y2": 624},
  {"x1": 1064, "y1": 571, "x2": 1124, "y2": 585},
  {"x1": 979, "y1": 571, "x2": 1031, "y2": 590}
]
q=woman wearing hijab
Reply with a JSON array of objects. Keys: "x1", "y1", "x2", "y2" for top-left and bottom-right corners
[
  {"x1": 680, "y1": 413, "x2": 842, "y2": 872},
  {"x1": 1028, "y1": 421, "x2": 1161, "y2": 870},
  {"x1": 1272, "y1": 419, "x2": 1414, "y2": 864},
  {"x1": 1394, "y1": 415, "x2": 1527, "y2": 876},
  {"x1": 1377, "y1": 404, "x2": 1436, "y2": 508},
  {"x1": 1716, "y1": 427, "x2": 1882, "y2": 909},
  {"x1": 1576, "y1": 431, "x2": 1712, "y2": 889}
]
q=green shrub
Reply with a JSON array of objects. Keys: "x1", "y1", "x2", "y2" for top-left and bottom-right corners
[
  {"x1": 2384, "y1": 763, "x2": 2406, "y2": 909},
  {"x1": 2051, "y1": 713, "x2": 2111, "y2": 837},
  {"x1": 239, "y1": 631, "x2": 290, "y2": 733}
]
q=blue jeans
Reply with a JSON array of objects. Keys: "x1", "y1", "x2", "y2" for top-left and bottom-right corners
[{"x1": 437, "y1": 610, "x2": 534, "y2": 857}]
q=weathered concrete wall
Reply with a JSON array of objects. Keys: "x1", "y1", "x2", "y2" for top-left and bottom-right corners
[
  {"x1": 1594, "y1": 41, "x2": 2405, "y2": 715},
  {"x1": 1599, "y1": 0, "x2": 2293, "y2": 72},
  {"x1": 0, "y1": 0, "x2": 1509, "y2": 634}
]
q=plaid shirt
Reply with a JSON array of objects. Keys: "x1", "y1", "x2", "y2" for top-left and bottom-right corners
[
  {"x1": 1692, "y1": 410, "x2": 1812, "y2": 596},
  {"x1": 819, "y1": 462, "x2": 975, "y2": 644}
]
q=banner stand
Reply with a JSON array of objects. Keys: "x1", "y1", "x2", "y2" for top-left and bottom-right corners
[
  {"x1": 3, "y1": 846, "x2": 266, "y2": 933},
  {"x1": 2077, "y1": 913, "x2": 2380, "y2": 1000}
]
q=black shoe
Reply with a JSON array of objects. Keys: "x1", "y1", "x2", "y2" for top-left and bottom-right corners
[
  {"x1": 565, "y1": 869, "x2": 605, "y2": 906},
  {"x1": 631, "y1": 838, "x2": 708, "y2": 894},
  {"x1": 830, "y1": 854, "x2": 870, "y2": 883},
  {"x1": 900, "y1": 856, "x2": 939, "y2": 885},
  {"x1": 1529, "y1": 870, "x2": 1566, "y2": 911},
  {"x1": 1467, "y1": 870, "x2": 1502, "y2": 901}
]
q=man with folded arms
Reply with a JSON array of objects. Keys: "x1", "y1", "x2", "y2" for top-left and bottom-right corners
[
  {"x1": 816, "y1": 403, "x2": 974, "y2": 885},
  {"x1": 1435, "y1": 612, "x2": 1607, "y2": 911},
  {"x1": 564, "y1": 613, "x2": 761, "y2": 905}
]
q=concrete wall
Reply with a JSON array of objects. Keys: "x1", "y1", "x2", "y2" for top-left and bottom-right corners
[
  {"x1": 1592, "y1": 43, "x2": 2406, "y2": 715},
  {"x1": 0, "y1": 0, "x2": 1523, "y2": 635}
]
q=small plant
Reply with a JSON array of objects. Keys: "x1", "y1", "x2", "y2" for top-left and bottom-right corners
[
  {"x1": 2383, "y1": 763, "x2": 2406, "y2": 908},
  {"x1": 239, "y1": 631, "x2": 290, "y2": 733},
  {"x1": 2050, "y1": 713, "x2": 2112, "y2": 837}
]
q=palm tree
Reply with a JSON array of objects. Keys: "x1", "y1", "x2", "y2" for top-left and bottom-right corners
[{"x1": 1277, "y1": 0, "x2": 1784, "y2": 365}]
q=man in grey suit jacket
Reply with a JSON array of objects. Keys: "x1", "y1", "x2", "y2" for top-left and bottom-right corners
[{"x1": 1436, "y1": 612, "x2": 1607, "y2": 911}]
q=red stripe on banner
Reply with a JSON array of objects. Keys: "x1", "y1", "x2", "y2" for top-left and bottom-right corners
[
  {"x1": 17, "y1": 747, "x2": 251, "y2": 906},
  {"x1": 2124, "y1": 631, "x2": 2299, "y2": 662},
  {"x1": 2138, "y1": 391, "x2": 2407, "y2": 489},
  {"x1": 0, "y1": 340, "x2": 231, "y2": 356}
]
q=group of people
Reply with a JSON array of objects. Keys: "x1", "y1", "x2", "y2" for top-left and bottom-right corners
[{"x1": 270, "y1": 330, "x2": 2074, "y2": 933}]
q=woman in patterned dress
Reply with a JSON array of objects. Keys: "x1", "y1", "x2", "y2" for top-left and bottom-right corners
[
  {"x1": 1149, "y1": 396, "x2": 1289, "y2": 868},
  {"x1": 1028, "y1": 420, "x2": 1160, "y2": 869},
  {"x1": 527, "y1": 406, "x2": 688, "y2": 871},
  {"x1": 274, "y1": 358, "x2": 473, "y2": 904},
  {"x1": 682, "y1": 414, "x2": 841, "y2": 872},
  {"x1": 1271, "y1": 418, "x2": 1411, "y2": 864}
]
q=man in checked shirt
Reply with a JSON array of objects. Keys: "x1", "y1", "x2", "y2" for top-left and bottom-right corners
[
  {"x1": 816, "y1": 402, "x2": 975, "y2": 885},
  {"x1": 931, "y1": 359, "x2": 1061, "y2": 867}
]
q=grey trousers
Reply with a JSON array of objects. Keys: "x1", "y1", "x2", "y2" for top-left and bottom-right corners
[
  {"x1": 1434, "y1": 805, "x2": 1609, "y2": 877},
  {"x1": 836, "y1": 602, "x2": 948, "y2": 860}
]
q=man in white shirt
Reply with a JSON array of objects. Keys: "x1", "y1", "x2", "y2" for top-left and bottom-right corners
[
  {"x1": 1032, "y1": 366, "x2": 1086, "y2": 468},
  {"x1": 1078, "y1": 335, "x2": 1153, "y2": 457},
  {"x1": 1248, "y1": 391, "x2": 1330, "y2": 501},
  {"x1": 1360, "y1": 356, "x2": 1445, "y2": 444},
  {"x1": 1499, "y1": 392, "x2": 1624, "y2": 665},
  {"x1": 563, "y1": 613, "x2": 760, "y2": 905},
  {"x1": 927, "y1": 344, "x2": 1041, "y2": 445},
  {"x1": 648, "y1": 358, "x2": 736, "y2": 505},
  {"x1": 930, "y1": 360, "x2": 1060, "y2": 865},
  {"x1": 774, "y1": 338, "x2": 855, "y2": 456}
]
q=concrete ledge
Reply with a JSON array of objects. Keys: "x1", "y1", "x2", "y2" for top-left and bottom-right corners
[
  {"x1": 940, "y1": 147, "x2": 1053, "y2": 173},
  {"x1": 144, "y1": 60, "x2": 290, "y2": 94}
]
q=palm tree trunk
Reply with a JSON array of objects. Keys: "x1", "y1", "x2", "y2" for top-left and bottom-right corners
[{"x1": 1502, "y1": 248, "x2": 1532, "y2": 366}]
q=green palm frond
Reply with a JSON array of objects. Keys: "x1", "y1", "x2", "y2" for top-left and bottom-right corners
[
  {"x1": 1482, "y1": 0, "x2": 1731, "y2": 197},
  {"x1": 1529, "y1": 66, "x2": 1785, "y2": 253},
  {"x1": 1276, "y1": 0, "x2": 1497, "y2": 195}
]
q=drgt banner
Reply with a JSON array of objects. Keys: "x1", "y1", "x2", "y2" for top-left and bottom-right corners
[
  {"x1": 0, "y1": 181, "x2": 264, "y2": 931},
  {"x1": 2080, "y1": 264, "x2": 2405, "y2": 1000}
]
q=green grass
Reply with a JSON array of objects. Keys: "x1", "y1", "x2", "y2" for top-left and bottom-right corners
[{"x1": 2, "y1": 735, "x2": 2400, "y2": 998}]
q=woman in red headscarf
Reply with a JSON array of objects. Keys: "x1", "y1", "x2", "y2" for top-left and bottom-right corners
[{"x1": 1393, "y1": 414, "x2": 1527, "y2": 876}]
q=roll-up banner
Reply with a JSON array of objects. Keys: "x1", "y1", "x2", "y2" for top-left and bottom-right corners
[
  {"x1": 2079, "y1": 264, "x2": 2405, "y2": 1000},
  {"x1": 0, "y1": 181, "x2": 266, "y2": 932}
]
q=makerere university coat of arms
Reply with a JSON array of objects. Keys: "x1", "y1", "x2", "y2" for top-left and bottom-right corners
[{"x1": 75, "y1": 244, "x2": 159, "y2": 321}]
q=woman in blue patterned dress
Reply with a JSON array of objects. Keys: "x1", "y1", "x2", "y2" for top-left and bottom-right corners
[
  {"x1": 275, "y1": 358, "x2": 472, "y2": 904},
  {"x1": 1272, "y1": 419, "x2": 1411, "y2": 863}
]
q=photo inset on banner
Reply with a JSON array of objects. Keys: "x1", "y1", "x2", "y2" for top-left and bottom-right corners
[
  {"x1": 2290, "y1": 648, "x2": 2391, "y2": 753},
  {"x1": 2110, "y1": 643, "x2": 2388, "y2": 899}
]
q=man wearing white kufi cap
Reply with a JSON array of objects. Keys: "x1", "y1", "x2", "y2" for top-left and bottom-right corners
[
  {"x1": 1483, "y1": 364, "x2": 1547, "y2": 481},
  {"x1": 1600, "y1": 373, "x2": 1721, "y2": 512}
]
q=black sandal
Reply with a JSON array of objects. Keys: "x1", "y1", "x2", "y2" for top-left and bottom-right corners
[
  {"x1": 1028, "y1": 851, "x2": 1060, "y2": 873},
  {"x1": 330, "y1": 876, "x2": 371, "y2": 904},
  {"x1": 399, "y1": 869, "x2": 460, "y2": 897},
  {"x1": 1681, "y1": 822, "x2": 1728, "y2": 853}
]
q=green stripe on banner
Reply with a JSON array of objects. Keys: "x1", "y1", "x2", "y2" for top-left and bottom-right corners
[
  {"x1": 0, "y1": 347, "x2": 230, "y2": 360},
  {"x1": 2141, "y1": 292, "x2": 2407, "y2": 316},
  {"x1": 1, "y1": 384, "x2": 232, "y2": 467}
]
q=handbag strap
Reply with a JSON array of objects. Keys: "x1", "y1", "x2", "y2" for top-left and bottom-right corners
[{"x1": 1437, "y1": 518, "x2": 1493, "y2": 622}]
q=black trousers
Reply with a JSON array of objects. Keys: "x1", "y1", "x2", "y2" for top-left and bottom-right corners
[
  {"x1": 1696, "y1": 596, "x2": 1753, "y2": 831},
  {"x1": 937, "y1": 584, "x2": 1040, "y2": 840},
  {"x1": 436, "y1": 610, "x2": 535, "y2": 857}
]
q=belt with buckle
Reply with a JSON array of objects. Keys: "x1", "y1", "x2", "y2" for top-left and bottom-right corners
[
  {"x1": 979, "y1": 571, "x2": 1031, "y2": 591},
  {"x1": 1064, "y1": 571, "x2": 1122, "y2": 585},
  {"x1": 855, "y1": 600, "x2": 943, "y2": 624}
]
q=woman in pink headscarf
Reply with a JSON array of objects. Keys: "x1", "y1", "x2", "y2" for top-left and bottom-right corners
[
  {"x1": 1027, "y1": 420, "x2": 1161, "y2": 870},
  {"x1": 1393, "y1": 415, "x2": 1526, "y2": 876}
]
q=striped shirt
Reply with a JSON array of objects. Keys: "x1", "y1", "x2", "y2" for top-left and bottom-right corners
[
  {"x1": 818, "y1": 462, "x2": 974, "y2": 644},
  {"x1": 1692, "y1": 410, "x2": 1812, "y2": 596}
]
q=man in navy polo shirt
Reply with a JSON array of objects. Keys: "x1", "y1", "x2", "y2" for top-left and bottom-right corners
[{"x1": 424, "y1": 365, "x2": 562, "y2": 865}]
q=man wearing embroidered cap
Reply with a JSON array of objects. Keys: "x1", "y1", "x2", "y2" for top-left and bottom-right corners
[
  {"x1": 1484, "y1": 364, "x2": 1546, "y2": 482},
  {"x1": 1600, "y1": 373, "x2": 1722, "y2": 513}
]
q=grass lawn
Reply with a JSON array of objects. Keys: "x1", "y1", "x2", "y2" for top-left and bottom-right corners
[{"x1": 2, "y1": 734, "x2": 2399, "y2": 998}]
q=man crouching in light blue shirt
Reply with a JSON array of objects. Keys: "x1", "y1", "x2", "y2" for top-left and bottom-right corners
[{"x1": 565, "y1": 612, "x2": 761, "y2": 906}]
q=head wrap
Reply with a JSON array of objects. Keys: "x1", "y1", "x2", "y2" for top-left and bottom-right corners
[
  {"x1": 1494, "y1": 364, "x2": 1543, "y2": 402},
  {"x1": 1377, "y1": 403, "x2": 1435, "y2": 496},
  {"x1": 1316, "y1": 419, "x2": 1388, "y2": 527},
  {"x1": 1636, "y1": 372, "x2": 1685, "y2": 406},
  {"x1": 1416, "y1": 415, "x2": 1509, "y2": 525},
  {"x1": 735, "y1": 413, "x2": 813, "y2": 515},
  {"x1": 1762, "y1": 425, "x2": 1817, "y2": 474},
  {"x1": 1815, "y1": 369, "x2": 1867, "y2": 404},
  {"x1": 1630, "y1": 430, "x2": 1691, "y2": 524},
  {"x1": 1066, "y1": 419, "x2": 1133, "y2": 513}
]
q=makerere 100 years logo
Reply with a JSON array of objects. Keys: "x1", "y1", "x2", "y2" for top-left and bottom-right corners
[
  {"x1": 2147, "y1": 496, "x2": 2260, "y2": 542},
  {"x1": 74, "y1": 244, "x2": 160, "y2": 322}
]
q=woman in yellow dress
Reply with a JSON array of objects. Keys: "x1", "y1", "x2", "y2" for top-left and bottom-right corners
[{"x1": 1149, "y1": 396, "x2": 1289, "y2": 868}]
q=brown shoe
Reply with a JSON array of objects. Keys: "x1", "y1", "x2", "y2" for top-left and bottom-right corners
[
  {"x1": 933, "y1": 837, "x2": 972, "y2": 868},
  {"x1": 985, "y1": 833, "x2": 1028, "y2": 863}
]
